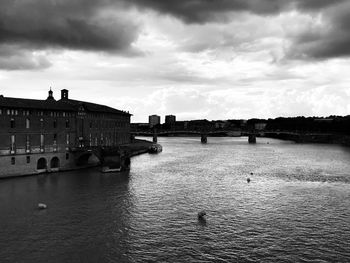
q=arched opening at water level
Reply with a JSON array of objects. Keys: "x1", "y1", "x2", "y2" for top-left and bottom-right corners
[
  {"x1": 50, "y1": 157, "x2": 60, "y2": 168},
  {"x1": 76, "y1": 153, "x2": 100, "y2": 167},
  {"x1": 37, "y1": 158, "x2": 47, "y2": 170}
]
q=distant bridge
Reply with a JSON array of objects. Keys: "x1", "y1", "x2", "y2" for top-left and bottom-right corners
[
  {"x1": 131, "y1": 130, "x2": 242, "y2": 136},
  {"x1": 131, "y1": 130, "x2": 335, "y2": 144}
]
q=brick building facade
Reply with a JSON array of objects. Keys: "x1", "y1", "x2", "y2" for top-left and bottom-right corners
[{"x1": 0, "y1": 89, "x2": 131, "y2": 178}]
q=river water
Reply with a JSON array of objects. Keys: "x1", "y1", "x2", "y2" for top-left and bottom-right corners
[{"x1": 1, "y1": 137, "x2": 350, "y2": 262}]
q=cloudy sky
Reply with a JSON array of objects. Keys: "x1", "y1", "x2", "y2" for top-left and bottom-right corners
[{"x1": 1, "y1": 0, "x2": 350, "y2": 122}]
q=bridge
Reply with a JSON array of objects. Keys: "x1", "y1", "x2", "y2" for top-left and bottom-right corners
[
  {"x1": 131, "y1": 130, "x2": 335, "y2": 144},
  {"x1": 131, "y1": 130, "x2": 258, "y2": 143}
]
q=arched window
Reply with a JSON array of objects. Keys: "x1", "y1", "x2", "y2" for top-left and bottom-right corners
[
  {"x1": 65, "y1": 119, "x2": 69, "y2": 128},
  {"x1": 26, "y1": 118, "x2": 30, "y2": 129}
]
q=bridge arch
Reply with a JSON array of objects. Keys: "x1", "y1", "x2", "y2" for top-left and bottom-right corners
[{"x1": 76, "y1": 152, "x2": 100, "y2": 166}]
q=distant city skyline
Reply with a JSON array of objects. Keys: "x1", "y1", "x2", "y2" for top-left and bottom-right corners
[{"x1": 1, "y1": 0, "x2": 350, "y2": 122}]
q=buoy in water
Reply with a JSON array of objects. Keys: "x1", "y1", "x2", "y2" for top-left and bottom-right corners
[
  {"x1": 247, "y1": 178, "x2": 251, "y2": 183},
  {"x1": 38, "y1": 203, "x2": 47, "y2": 209},
  {"x1": 198, "y1": 210, "x2": 206, "y2": 219},
  {"x1": 250, "y1": 172, "x2": 253, "y2": 175}
]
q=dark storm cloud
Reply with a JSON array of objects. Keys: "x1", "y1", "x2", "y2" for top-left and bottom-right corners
[
  {"x1": 0, "y1": 0, "x2": 139, "y2": 52},
  {"x1": 1, "y1": 0, "x2": 349, "y2": 69},
  {"x1": 124, "y1": 0, "x2": 347, "y2": 23},
  {"x1": 124, "y1": 0, "x2": 350, "y2": 59},
  {"x1": 124, "y1": 0, "x2": 287, "y2": 23},
  {"x1": 288, "y1": 2, "x2": 350, "y2": 59},
  {"x1": 0, "y1": 44, "x2": 51, "y2": 70},
  {"x1": 0, "y1": 0, "x2": 142, "y2": 69}
]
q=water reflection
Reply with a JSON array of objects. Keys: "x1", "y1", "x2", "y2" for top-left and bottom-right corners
[{"x1": 1, "y1": 137, "x2": 350, "y2": 262}]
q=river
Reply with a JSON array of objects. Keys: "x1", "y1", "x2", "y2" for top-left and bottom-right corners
[{"x1": 1, "y1": 137, "x2": 349, "y2": 262}]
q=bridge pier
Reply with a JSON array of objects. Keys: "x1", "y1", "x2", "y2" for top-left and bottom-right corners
[
  {"x1": 201, "y1": 133, "x2": 207, "y2": 143},
  {"x1": 248, "y1": 134, "x2": 256, "y2": 143},
  {"x1": 153, "y1": 133, "x2": 158, "y2": 143}
]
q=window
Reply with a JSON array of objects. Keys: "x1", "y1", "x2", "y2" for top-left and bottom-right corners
[
  {"x1": 53, "y1": 120, "x2": 57, "y2": 128},
  {"x1": 10, "y1": 118, "x2": 15, "y2": 128},
  {"x1": 0, "y1": 109, "x2": 2, "y2": 115},
  {"x1": 7, "y1": 109, "x2": 10, "y2": 115},
  {"x1": 66, "y1": 153, "x2": 69, "y2": 160},
  {"x1": 40, "y1": 134, "x2": 45, "y2": 148},
  {"x1": 65, "y1": 120, "x2": 69, "y2": 128},
  {"x1": 40, "y1": 118, "x2": 44, "y2": 129},
  {"x1": 11, "y1": 157, "x2": 15, "y2": 165},
  {"x1": 26, "y1": 135, "x2": 30, "y2": 152},
  {"x1": 26, "y1": 156, "x2": 30, "y2": 163},
  {"x1": 66, "y1": 134, "x2": 70, "y2": 145},
  {"x1": 26, "y1": 118, "x2": 30, "y2": 129},
  {"x1": 10, "y1": 135, "x2": 15, "y2": 152}
]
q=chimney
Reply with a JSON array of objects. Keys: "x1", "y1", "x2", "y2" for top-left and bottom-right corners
[{"x1": 61, "y1": 89, "x2": 69, "y2": 100}]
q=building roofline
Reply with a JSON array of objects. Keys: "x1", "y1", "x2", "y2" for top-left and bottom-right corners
[{"x1": 0, "y1": 92, "x2": 131, "y2": 116}]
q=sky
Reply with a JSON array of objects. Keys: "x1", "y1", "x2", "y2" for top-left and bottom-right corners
[{"x1": 0, "y1": 0, "x2": 350, "y2": 122}]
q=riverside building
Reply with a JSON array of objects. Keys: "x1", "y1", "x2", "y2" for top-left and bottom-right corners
[{"x1": 0, "y1": 89, "x2": 131, "y2": 178}]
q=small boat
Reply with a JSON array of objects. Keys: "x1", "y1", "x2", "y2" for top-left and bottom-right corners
[
  {"x1": 148, "y1": 144, "x2": 162, "y2": 154},
  {"x1": 198, "y1": 210, "x2": 206, "y2": 219},
  {"x1": 38, "y1": 203, "x2": 47, "y2": 209},
  {"x1": 101, "y1": 166, "x2": 122, "y2": 173}
]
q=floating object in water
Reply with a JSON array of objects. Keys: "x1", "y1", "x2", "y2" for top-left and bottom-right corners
[
  {"x1": 148, "y1": 144, "x2": 162, "y2": 154},
  {"x1": 38, "y1": 203, "x2": 47, "y2": 209},
  {"x1": 247, "y1": 178, "x2": 251, "y2": 183},
  {"x1": 250, "y1": 172, "x2": 253, "y2": 175},
  {"x1": 198, "y1": 210, "x2": 206, "y2": 219}
]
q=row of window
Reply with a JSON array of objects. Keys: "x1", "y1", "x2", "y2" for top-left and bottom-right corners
[
  {"x1": 0, "y1": 108, "x2": 76, "y2": 117},
  {"x1": 8, "y1": 118, "x2": 70, "y2": 129},
  {"x1": 10, "y1": 134, "x2": 70, "y2": 148},
  {"x1": 0, "y1": 108, "x2": 127, "y2": 119},
  {"x1": 8, "y1": 132, "x2": 128, "y2": 150},
  {"x1": 7, "y1": 117, "x2": 128, "y2": 129}
]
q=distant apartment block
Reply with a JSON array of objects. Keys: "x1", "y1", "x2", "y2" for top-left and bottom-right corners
[
  {"x1": 165, "y1": 115, "x2": 176, "y2": 124},
  {"x1": 149, "y1": 115, "x2": 160, "y2": 128}
]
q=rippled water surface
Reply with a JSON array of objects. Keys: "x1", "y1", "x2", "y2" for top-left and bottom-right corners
[{"x1": 1, "y1": 137, "x2": 350, "y2": 262}]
